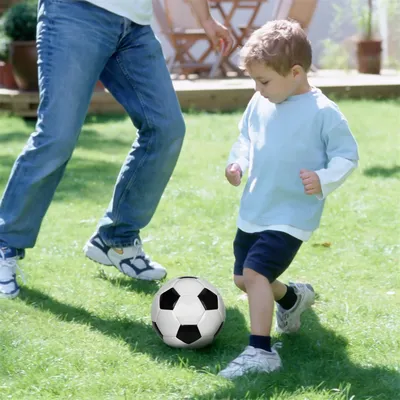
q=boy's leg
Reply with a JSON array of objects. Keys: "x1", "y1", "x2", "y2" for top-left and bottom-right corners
[
  {"x1": 275, "y1": 282, "x2": 315, "y2": 334},
  {"x1": 234, "y1": 274, "x2": 315, "y2": 335},
  {"x1": 232, "y1": 230, "x2": 315, "y2": 333},
  {"x1": 243, "y1": 267, "x2": 274, "y2": 341},
  {"x1": 219, "y1": 230, "x2": 285, "y2": 379},
  {"x1": 84, "y1": 21, "x2": 185, "y2": 280},
  {"x1": 235, "y1": 274, "x2": 286, "y2": 299}
]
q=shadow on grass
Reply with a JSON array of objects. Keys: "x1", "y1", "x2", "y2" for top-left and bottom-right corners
[
  {"x1": 363, "y1": 165, "x2": 400, "y2": 178},
  {"x1": 53, "y1": 155, "x2": 120, "y2": 202},
  {"x1": 0, "y1": 126, "x2": 131, "y2": 152},
  {"x1": 0, "y1": 131, "x2": 29, "y2": 143},
  {"x1": 192, "y1": 309, "x2": 399, "y2": 400},
  {"x1": 94, "y1": 267, "x2": 161, "y2": 296},
  {"x1": 20, "y1": 114, "x2": 130, "y2": 126},
  {"x1": 0, "y1": 153, "x2": 121, "y2": 203},
  {"x1": 18, "y1": 286, "x2": 247, "y2": 371},
  {"x1": 0, "y1": 126, "x2": 138, "y2": 203},
  {"x1": 84, "y1": 114, "x2": 129, "y2": 125},
  {"x1": 76, "y1": 128, "x2": 132, "y2": 152},
  {"x1": 18, "y1": 288, "x2": 399, "y2": 399}
]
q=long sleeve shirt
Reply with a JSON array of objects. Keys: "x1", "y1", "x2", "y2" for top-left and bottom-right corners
[{"x1": 227, "y1": 88, "x2": 359, "y2": 241}]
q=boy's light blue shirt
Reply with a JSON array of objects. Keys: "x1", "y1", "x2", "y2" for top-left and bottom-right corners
[{"x1": 228, "y1": 88, "x2": 359, "y2": 233}]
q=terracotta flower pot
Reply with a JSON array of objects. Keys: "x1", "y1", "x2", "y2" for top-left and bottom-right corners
[
  {"x1": 356, "y1": 40, "x2": 382, "y2": 75},
  {"x1": 0, "y1": 60, "x2": 18, "y2": 88},
  {"x1": 10, "y1": 40, "x2": 38, "y2": 90},
  {"x1": 0, "y1": 0, "x2": 21, "y2": 14}
]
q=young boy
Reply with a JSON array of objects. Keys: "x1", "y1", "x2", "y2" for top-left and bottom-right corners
[{"x1": 218, "y1": 20, "x2": 359, "y2": 379}]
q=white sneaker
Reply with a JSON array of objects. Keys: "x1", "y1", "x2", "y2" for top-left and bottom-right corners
[
  {"x1": 0, "y1": 247, "x2": 25, "y2": 299},
  {"x1": 276, "y1": 282, "x2": 315, "y2": 334},
  {"x1": 218, "y1": 345, "x2": 282, "y2": 380},
  {"x1": 83, "y1": 233, "x2": 167, "y2": 281}
]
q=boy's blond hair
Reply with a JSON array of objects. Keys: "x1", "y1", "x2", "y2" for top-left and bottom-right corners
[{"x1": 239, "y1": 19, "x2": 312, "y2": 76}]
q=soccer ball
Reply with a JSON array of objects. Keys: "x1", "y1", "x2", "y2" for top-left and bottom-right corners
[{"x1": 151, "y1": 276, "x2": 226, "y2": 349}]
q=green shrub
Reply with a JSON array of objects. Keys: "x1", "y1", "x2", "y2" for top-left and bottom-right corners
[
  {"x1": 3, "y1": 2, "x2": 37, "y2": 41},
  {"x1": 0, "y1": 34, "x2": 11, "y2": 61}
]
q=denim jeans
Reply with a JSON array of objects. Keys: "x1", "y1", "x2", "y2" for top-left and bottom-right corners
[{"x1": 0, "y1": 0, "x2": 185, "y2": 248}]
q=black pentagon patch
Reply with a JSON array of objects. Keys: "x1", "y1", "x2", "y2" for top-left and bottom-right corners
[
  {"x1": 213, "y1": 321, "x2": 224, "y2": 338},
  {"x1": 198, "y1": 288, "x2": 218, "y2": 310},
  {"x1": 152, "y1": 322, "x2": 163, "y2": 339},
  {"x1": 176, "y1": 325, "x2": 201, "y2": 344},
  {"x1": 178, "y1": 276, "x2": 197, "y2": 279},
  {"x1": 160, "y1": 288, "x2": 180, "y2": 310}
]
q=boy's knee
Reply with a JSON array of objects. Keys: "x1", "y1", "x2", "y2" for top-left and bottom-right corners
[
  {"x1": 243, "y1": 267, "x2": 271, "y2": 286},
  {"x1": 243, "y1": 267, "x2": 260, "y2": 285},
  {"x1": 234, "y1": 275, "x2": 245, "y2": 290}
]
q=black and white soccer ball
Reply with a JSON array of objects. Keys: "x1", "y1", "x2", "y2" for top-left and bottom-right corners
[{"x1": 151, "y1": 276, "x2": 226, "y2": 348}]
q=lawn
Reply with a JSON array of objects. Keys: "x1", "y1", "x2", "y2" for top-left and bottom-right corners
[{"x1": 0, "y1": 99, "x2": 399, "y2": 400}]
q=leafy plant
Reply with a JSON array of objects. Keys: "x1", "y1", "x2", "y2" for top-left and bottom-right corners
[
  {"x1": 0, "y1": 34, "x2": 11, "y2": 61},
  {"x1": 329, "y1": 0, "x2": 379, "y2": 41},
  {"x1": 319, "y1": 39, "x2": 351, "y2": 70},
  {"x1": 353, "y1": 0, "x2": 374, "y2": 40},
  {"x1": 0, "y1": 18, "x2": 11, "y2": 61},
  {"x1": 3, "y1": 2, "x2": 37, "y2": 41}
]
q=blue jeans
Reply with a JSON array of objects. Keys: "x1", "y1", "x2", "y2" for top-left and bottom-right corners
[{"x1": 0, "y1": 0, "x2": 185, "y2": 248}]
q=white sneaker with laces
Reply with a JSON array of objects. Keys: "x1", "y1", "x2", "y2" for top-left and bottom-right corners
[
  {"x1": 276, "y1": 282, "x2": 315, "y2": 334},
  {"x1": 0, "y1": 247, "x2": 25, "y2": 299},
  {"x1": 83, "y1": 233, "x2": 167, "y2": 281},
  {"x1": 218, "y1": 345, "x2": 282, "y2": 380}
]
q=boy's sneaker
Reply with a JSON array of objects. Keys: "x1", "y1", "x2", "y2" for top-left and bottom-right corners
[
  {"x1": 218, "y1": 345, "x2": 282, "y2": 380},
  {"x1": 276, "y1": 282, "x2": 315, "y2": 334},
  {"x1": 0, "y1": 247, "x2": 25, "y2": 299},
  {"x1": 83, "y1": 233, "x2": 167, "y2": 281}
]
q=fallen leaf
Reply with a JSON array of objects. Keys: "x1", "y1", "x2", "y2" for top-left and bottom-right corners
[{"x1": 312, "y1": 242, "x2": 332, "y2": 248}]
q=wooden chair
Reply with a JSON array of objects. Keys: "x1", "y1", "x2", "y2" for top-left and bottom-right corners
[
  {"x1": 239, "y1": 0, "x2": 319, "y2": 71},
  {"x1": 153, "y1": 0, "x2": 223, "y2": 77},
  {"x1": 272, "y1": 0, "x2": 318, "y2": 30}
]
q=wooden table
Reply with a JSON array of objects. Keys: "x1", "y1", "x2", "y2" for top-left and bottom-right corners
[{"x1": 210, "y1": 0, "x2": 268, "y2": 74}]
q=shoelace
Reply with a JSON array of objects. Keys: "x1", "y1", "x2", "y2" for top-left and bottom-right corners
[
  {"x1": 133, "y1": 239, "x2": 155, "y2": 266},
  {"x1": 272, "y1": 342, "x2": 283, "y2": 351},
  {"x1": 0, "y1": 248, "x2": 26, "y2": 284}
]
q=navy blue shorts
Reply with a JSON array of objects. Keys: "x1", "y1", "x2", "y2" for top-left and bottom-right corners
[{"x1": 233, "y1": 229, "x2": 302, "y2": 283}]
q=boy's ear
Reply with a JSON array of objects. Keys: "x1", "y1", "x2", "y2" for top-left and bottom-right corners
[{"x1": 291, "y1": 65, "x2": 303, "y2": 77}]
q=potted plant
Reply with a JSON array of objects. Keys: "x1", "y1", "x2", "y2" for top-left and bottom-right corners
[
  {"x1": 0, "y1": 0, "x2": 21, "y2": 15},
  {"x1": 3, "y1": 1, "x2": 37, "y2": 90},
  {"x1": 0, "y1": 32, "x2": 18, "y2": 88},
  {"x1": 356, "y1": 0, "x2": 382, "y2": 74}
]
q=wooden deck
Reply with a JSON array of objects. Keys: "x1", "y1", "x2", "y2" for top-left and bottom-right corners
[{"x1": 0, "y1": 70, "x2": 399, "y2": 117}]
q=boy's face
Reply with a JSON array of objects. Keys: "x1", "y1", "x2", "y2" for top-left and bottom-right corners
[{"x1": 247, "y1": 62, "x2": 301, "y2": 104}]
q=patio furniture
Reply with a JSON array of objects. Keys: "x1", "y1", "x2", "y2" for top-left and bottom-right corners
[
  {"x1": 153, "y1": 0, "x2": 224, "y2": 77},
  {"x1": 238, "y1": 0, "x2": 319, "y2": 71},
  {"x1": 238, "y1": 0, "x2": 318, "y2": 40},
  {"x1": 210, "y1": 0, "x2": 268, "y2": 74}
]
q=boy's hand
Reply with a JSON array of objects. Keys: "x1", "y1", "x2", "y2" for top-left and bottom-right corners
[
  {"x1": 300, "y1": 169, "x2": 322, "y2": 195},
  {"x1": 226, "y1": 163, "x2": 242, "y2": 186}
]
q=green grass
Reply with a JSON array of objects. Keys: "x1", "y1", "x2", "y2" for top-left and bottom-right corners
[{"x1": 0, "y1": 100, "x2": 399, "y2": 400}]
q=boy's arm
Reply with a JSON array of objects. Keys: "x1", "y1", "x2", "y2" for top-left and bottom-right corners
[
  {"x1": 314, "y1": 157, "x2": 358, "y2": 200},
  {"x1": 315, "y1": 119, "x2": 359, "y2": 200},
  {"x1": 227, "y1": 115, "x2": 251, "y2": 174}
]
